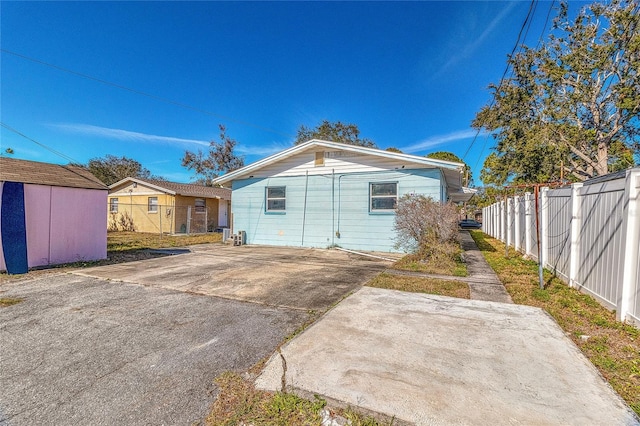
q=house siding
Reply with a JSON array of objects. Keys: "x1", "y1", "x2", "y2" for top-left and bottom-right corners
[
  {"x1": 108, "y1": 191, "x2": 173, "y2": 233},
  {"x1": 108, "y1": 182, "x2": 225, "y2": 233},
  {"x1": 231, "y1": 168, "x2": 442, "y2": 252},
  {"x1": 253, "y1": 149, "x2": 436, "y2": 178}
]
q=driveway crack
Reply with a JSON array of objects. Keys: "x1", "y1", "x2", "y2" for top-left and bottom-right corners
[{"x1": 278, "y1": 348, "x2": 287, "y2": 393}]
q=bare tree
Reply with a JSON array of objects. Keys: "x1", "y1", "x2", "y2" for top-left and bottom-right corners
[{"x1": 182, "y1": 125, "x2": 244, "y2": 185}]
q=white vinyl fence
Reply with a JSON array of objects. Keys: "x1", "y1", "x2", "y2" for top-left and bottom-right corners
[{"x1": 482, "y1": 167, "x2": 640, "y2": 327}]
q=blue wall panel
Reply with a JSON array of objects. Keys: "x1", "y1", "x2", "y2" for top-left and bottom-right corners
[{"x1": 231, "y1": 169, "x2": 442, "y2": 252}]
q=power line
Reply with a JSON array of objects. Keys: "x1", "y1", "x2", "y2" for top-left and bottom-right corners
[
  {"x1": 536, "y1": 0, "x2": 556, "y2": 50},
  {"x1": 462, "y1": 0, "x2": 538, "y2": 163},
  {"x1": 1, "y1": 49, "x2": 293, "y2": 139},
  {"x1": 1, "y1": 122, "x2": 80, "y2": 164}
]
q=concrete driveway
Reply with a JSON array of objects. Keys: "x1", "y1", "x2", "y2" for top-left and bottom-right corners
[
  {"x1": 76, "y1": 244, "x2": 392, "y2": 311},
  {"x1": 0, "y1": 245, "x2": 392, "y2": 425},
  {"x1": 257, "y1": 287, "x2": 639, "y2": 425}
]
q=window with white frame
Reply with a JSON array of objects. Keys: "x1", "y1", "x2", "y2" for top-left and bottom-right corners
[
  {"x1": 195, "y1": 198, "x2": 206, "y2": 213},
  {"x1": 266, "y1": 186, "x2": 286, "y2": 212},
  {"x1": 109, "y1": 198, "x2": 119, "y2": 213},
  {"x1": 148, "y1": 197, "x2": 158, "y2": 213},
  {"x1": 370, "y1": 182, "x2": 398, "y2": 211}
]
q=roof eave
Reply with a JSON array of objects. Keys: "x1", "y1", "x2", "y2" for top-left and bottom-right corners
[
  {"x1": 108, "y1": 177, "x2": 177, "y2": 195},
  {"x1": 212, "y1": 139, "x2": 465, "y2": 185},
  {"x1": 448, "y1": 186, "x2": 477, "y2": 203}
]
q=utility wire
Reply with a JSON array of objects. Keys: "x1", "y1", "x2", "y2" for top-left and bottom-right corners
[
  {"x1": 536, "y1": 0, "x2": 556, "y2": 49},
  {"x1": 462, "y1": 0, "x2": 538, "y2": 163},
  {"x1": 1, "y1": 122, "x2": 80, "y2": 164},
  {"x1": 1, "y1": 49, "x2": 293, "y2": 139}
]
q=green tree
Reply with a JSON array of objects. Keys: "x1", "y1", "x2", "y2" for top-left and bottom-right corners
[
  {"x1": 385, "y1": 147, "x2": 403, "y2": 153},
  {"x1": 294, "y1": 120, "x2": 376, "y2": 148},
  {"x1": 426, "y1": 151, "x2": 473, "y2": 186},
  {"x1": 474, "y1": 0, "x2": 640, "y2": 185},
  {"x1": 86, "y1": 155, "x2": 152, "y2": 186},
  {"x1": 182, "y1": 125, "x2": 244, "y2": 185}
]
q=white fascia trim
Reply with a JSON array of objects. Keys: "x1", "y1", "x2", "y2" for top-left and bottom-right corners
[
  {"x1": 212, "y1": 139, "x2": 465, "y2": 185},
  {"x1": 108, "y1": 177, "x2": 177, "y2": 195}
]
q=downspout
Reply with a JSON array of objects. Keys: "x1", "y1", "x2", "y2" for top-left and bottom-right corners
[
  {"x1": 336, "y1": 174, "x2": 345, "y2": 238},
  {"x1": 331, "y1": 169, "x2": 335, "y2": 246},
  {"x1": 301, "y1": 170, "x2": 309, "y2": 246}
]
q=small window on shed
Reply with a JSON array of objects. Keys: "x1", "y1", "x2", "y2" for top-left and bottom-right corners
[
  {"x1": 315, "y1": 151, "x2": 325, "y2": 166},
  {"x1": 266, "y1": 186, "x2": 286, "y2": 212},
  {"x1": 110, "y1": 198, "x2": 119, "y2": 213},
  {"x1": 370, "y1": 182, "x2": 398, "y2": 212},
  {"x1": 195, "y1": 198, "x2": 206, "y2": 214},
  {"x1": 148, "y1": 197, "x2": 158, "y2": 213}
]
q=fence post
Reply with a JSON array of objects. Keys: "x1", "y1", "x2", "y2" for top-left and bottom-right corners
[
  {"x1": 490, "y1": 204, "x2": 494, "y2": 237},
  {"x1": 540, "y1": 187, "x2": 550, "y2": 269},
  {"x1": 568, "y1": 182, "x2": 583, "y2": 288},
  {"x1": 525, "y1": 192, "x2": 532, "y2": 256},
  {"x1": 514, "y1": 195, "x2": 521, "y2": 252},
  {"x1": 506, "y1": 197, "x2": 513, "y2": 249},
  {"x1": 500, "y1": 200, "x2": 506, "y2": 242},
  {"x1": 186, "y1": 205, "x2": 192, "y2": 234},
  {"x1": 618, "y1": 169, "x2": 640, "y2": 323}
]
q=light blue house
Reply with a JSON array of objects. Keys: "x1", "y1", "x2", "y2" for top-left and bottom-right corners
[{"x1": 212, "y1": 140, "x2": 473, "y2": 252}]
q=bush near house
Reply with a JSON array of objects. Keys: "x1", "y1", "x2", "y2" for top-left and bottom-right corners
[{"x1": 393, "y1": 194, "x2": 461, "y2": 272}]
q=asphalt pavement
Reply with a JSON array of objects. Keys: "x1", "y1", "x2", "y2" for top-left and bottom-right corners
[{"x1": 0, "y1": 274, "x2": 307, "y2": 425}]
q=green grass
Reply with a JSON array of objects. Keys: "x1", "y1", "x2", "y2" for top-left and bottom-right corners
[
  {"x1": 368, "y1": 273, "x2": 469, "y2": 299},
  {"x1": 207, "y1": 372, "x2": 394, "y2": 426},
  {"x1": 392, "y1": 249, "x2": 467, "y2": 277},
  {"x1": 470, "y1": 230, "x2": 640, "y2": 416},
  {"x1": 0, "y1": 297, "x2": 23, "y2": 307},
  {"x1": 107, "y1": 231, "x2": 222, "y2": 251}
]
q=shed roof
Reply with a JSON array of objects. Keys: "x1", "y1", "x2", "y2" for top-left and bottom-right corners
[
  {"x1": 0, "y1": 157, "x2": 107, "y2": 190},
  {"x1": 109, "y1": 177, "x2": 231, "y2": 200}
]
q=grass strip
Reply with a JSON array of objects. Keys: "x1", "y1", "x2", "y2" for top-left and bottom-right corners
[
  {"x1": 368, "y1": 273, "x2": 469, "y2": 299},
  {"x1": 391, "y1": 250, "x2": 467, "y2": 277},
  {"x1": 0, "y1": 297, "x2": 23, "y2": 307},
  {"x1": 469, "y1": 230, "x2": 640, "y2": 416},
  {"x1": 107, "y1": 231, "x2": 222, "y2": 251}
]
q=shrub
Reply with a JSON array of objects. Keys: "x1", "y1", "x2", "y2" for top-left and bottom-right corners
[
  {"x1": 117, "y1": 211, "x2": 136, "y2": 232},
  {"x1": 108, "y1": 214, "x2": 119, "y2": 232},
  {"x1": 394, "y1": 194, "x2": 459, "y2": 256},
  {"x1": 108, "y1": 212, "x2": 136, "y2": 232}
]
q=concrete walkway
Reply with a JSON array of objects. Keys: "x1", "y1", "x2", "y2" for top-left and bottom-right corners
[
  {"x1": 256, "y1": 287, "x2": 639, "y2": 425},
  {"x1": 385, "y1": 230, "x2": 513, "y2": 304}
]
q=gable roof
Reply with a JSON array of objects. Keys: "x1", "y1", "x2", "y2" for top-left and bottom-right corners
[
  {"x1": 0, "y1": 157, "x2": 107, "y2": 190},
  {"x1": 213, "y1": 139, "x2": 465, "y2": 186},
  {"x1": 211, "y1": 139, "x2": 473, "y2": 201},
  {"x1": 109, "y1": 177, "x2": 231, "y2": 200}
]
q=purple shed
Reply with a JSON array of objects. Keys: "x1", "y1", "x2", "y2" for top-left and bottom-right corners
[{"x1": 0, "y1": 157, "x2": 108, "y2": 272}]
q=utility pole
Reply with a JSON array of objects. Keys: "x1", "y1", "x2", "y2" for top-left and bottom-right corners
[{"x1": 501, "y1": 181, "x2": 565, "y2": 289}]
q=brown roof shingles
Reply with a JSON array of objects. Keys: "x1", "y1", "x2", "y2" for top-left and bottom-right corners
[
  {"x1": 0, "y1": 157, "x2": 107, "y2": 190},
  {"x1": 137, "y1": 178, "x2": 231, "y2": 200}
]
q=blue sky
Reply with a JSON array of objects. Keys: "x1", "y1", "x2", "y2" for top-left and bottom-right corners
[{"x1": 1, "y1": 1, "x2": 583, "y2": 185}]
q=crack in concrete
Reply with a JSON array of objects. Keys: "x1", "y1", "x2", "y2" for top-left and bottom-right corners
[{"x1": 278, "y1": 348, "x2": 287, "y2": 393}]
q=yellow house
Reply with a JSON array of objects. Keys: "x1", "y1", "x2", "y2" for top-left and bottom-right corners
[{"x1": 108, "y1": 178, "x2": 231, "y2": 234}]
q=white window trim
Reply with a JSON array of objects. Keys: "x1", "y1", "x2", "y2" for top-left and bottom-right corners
[
  {"x1": 266, "y1": 186, "x2": 286, "y2": 212},
  {"x1": 370, "y1": 182, "x2": 398, "y2": 212},
  {"x1": 195, "y1": 198, "x2": 206, "y2": 214},
  {"x1": 148, "y1": 197, "x2": 158, "y2": 213},
  {"x1": 110, "y1": 198, "x2": 119, "y2": 214}
]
